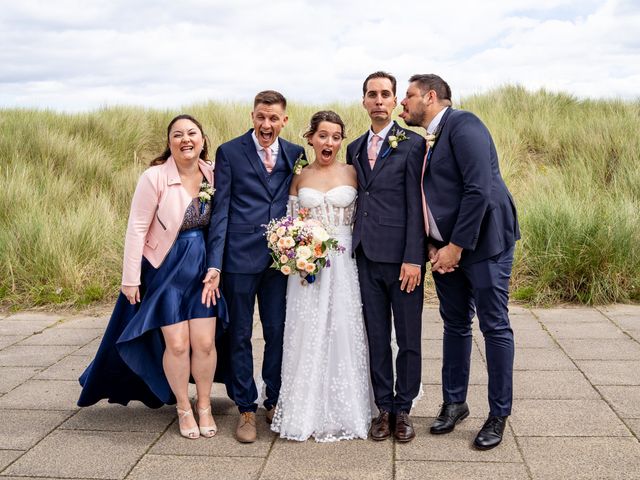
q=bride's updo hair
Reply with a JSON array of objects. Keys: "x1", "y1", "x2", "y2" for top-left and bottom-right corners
[{"x1": 303, "y1": 111, "x2": 347, "y2": 146}]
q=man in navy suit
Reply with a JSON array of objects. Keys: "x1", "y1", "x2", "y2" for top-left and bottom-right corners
[
  {"x1": 205, "y1": 90, "x2": 305, "y2": 443},
  {"x1": 347, "y1": 72, "x2": 426, "y2": 442},
  {"x1": 400, "y1": 74, "x2": 520, "y2": 450}
]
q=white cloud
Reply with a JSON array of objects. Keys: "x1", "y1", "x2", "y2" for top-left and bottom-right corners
[{"x1": 0, "y1": 0, "x2": 637, "y2": 111}]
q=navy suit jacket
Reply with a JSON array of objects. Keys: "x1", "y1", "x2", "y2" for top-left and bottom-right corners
[
  {"x1": 425, "y1": 108, "x2": 520, "y2": 265},
  {"x1": 347, "y1": 121, "x2": 426, "y2": 265},
  {"x1": 207, "y1": 130, "x2": 305, "y2": 274}
]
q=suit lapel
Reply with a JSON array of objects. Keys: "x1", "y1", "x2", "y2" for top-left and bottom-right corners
[
  {"x1": 270, "y1": 139, "x2": 294, "y2": 197},
  {"x1": 367, "y1": 121, "x2": 398, "y2": 185},
  {"x1": 352, "y1": 132, "x2": 369, "y2": 187},
  {"x1": 426, "y1": 108, "x2": 453, "y2": 173},
  {"x1": 241, "y1": 131, "x2": 271, "y2": 193}
]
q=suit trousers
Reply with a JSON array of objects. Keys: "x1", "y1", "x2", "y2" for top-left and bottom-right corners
[
  {"x1": 433, "y1": 245, "x2": 515, "y2": 417},
  {"x1": 222, "y1": 269, "x2": 287, "y2": 413},
  {"x1": 356, "y1": 249, "x2": 423, "y2": 413}
]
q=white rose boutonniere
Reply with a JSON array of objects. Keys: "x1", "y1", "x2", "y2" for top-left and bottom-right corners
[
  {"x1": 381, "y1": 128, "x2": 409, "y2": 158},
  {"x1": 198, "y1": 181, "x2": 215, "y2": 214},
  {"x1": 293, "y1": 153, "x2": 309, "y2": 175},
  {"x1": 426, "y1": 133, "x2": 437, "y2": 149}
]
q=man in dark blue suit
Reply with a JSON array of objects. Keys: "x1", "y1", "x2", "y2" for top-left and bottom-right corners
[
  {"x1": 205, "y1": 90, "x2": 305, "y2": 443},
  {"x1": 347, "y1": 72, "x2": 426, "y2": 442},
  {"x1": 400, "y1": 74, "x2": 520, "y2": 450}
]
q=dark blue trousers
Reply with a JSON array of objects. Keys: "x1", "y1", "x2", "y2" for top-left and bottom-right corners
[
  {"x1": 222, "y1": 268, "x2": 287, "y2": 413},
  {"x1": 433, "y1": 245, "x2": 515, "y2": 417},
  {"x1": 356, "y1": 250, "x2": 424, "y2": 413}
]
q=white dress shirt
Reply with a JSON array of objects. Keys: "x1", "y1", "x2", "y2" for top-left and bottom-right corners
[
  {"x1": 251, "y1": 131, "x2": 280, "y2": 165},
  {"x1": 367, "y1": 121, "x2": 394, "y2": 157},
  {"x1": 426, "y1": 107, "x2": 448, "y2": 242}
]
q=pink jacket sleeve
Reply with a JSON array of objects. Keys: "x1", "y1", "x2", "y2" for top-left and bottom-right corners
[{"x1": 121, "y1": 172, "x2": 159, "y2": 286}]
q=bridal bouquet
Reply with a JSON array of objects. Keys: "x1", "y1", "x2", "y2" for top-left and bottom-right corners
[{"x1": 265, "y1": 208, "x2": 343, "y2": 284}]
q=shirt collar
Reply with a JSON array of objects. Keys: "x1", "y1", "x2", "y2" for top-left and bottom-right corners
[
  {"x1": 368, "y1": 120, "x2": 394, "y2": 143},
  {"x1": 427, "y1": 106, "x2": 449, "y2": 135}
]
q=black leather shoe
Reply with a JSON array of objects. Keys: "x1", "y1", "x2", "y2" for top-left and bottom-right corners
[
  {"x1": 394, "y1": 411, "x2": 415, "y2": 442},
  {"x1": 370, "y1": 410, "x2": 392, "y2": 441},
  {"x1": 473, "y1": 415, "x2": 507, "y2": 450},
  {"x1": 430, "y1": 402, "x2": 470, "y2": 434}
]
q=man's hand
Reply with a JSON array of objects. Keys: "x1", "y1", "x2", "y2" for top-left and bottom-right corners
[
  {"x1": 430, "y1": 243, "x2": 462, "y2": 274},
  {"x1": 121, "y1": 285, "x2": 140, "y2": 305},
  {"x1": 399, "y1": 263, "x2": 421, "y2": 293},
  {"x1": 201, "y1": 269, "x2": 221, "y2": 307}
]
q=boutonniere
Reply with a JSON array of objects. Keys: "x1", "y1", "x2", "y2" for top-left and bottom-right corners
[
  {"x1": 293, "y1": 153, "x2": 309, "y2": 175},
  {"x1": 381, "y1": 128, "x2": 409, "y2": 158},
  {"x1": 198, "y1": 180, "x2": 215, "y2": 214},
  {"x1": 426, "y1": 133, "x2": 437, "y2": 149}
]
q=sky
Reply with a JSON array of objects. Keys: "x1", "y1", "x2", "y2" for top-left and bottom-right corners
[{"x1": 0, "y1": 0, "x2": 638, "y2": 111}]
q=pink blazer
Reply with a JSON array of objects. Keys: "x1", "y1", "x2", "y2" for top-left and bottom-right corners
[{"x1": 121, "y1": 156, "x2": 214, "y2": 286}]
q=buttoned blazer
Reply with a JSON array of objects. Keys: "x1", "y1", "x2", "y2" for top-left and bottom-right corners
[
  {"x1": 207, "y1": 130, "x2": 305, "y2": 273},
  {"x1": 121, "y1": 156, "x2": 213, "y2": 286},
  {"x1": 424, "y1": 108, "x2": 520, "y2": 264},
  {"x1": 346, "y1": 121, "x2": 426, "y2": 265}
]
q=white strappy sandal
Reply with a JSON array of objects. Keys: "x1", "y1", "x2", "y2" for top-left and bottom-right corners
[
  {"x1": 176, "y1": 406, "x2": 200, "y2": 439},
  {"x1": 196, "y1": 405, "x2": 218, "y2": 438}
]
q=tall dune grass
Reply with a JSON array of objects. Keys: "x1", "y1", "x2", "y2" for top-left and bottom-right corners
[{"x1": 0, "y1": 86, "x2": 638, "y2": 308}]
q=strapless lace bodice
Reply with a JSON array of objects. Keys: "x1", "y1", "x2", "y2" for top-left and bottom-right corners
[{"x1": 289, "y1": 185, "x2": 357, "y2": 229}]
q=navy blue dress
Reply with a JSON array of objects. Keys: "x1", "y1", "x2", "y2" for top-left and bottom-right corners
[{"x1": 78, "y1": 196, "x2": 227, "y2": 408}]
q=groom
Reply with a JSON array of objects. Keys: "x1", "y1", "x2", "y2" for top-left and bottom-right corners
[
  {"x1": 206, "y1": 90, "x2": 305, "y2": 443},
  {"x1": 347, "y1": 71, "x2": 426, "y2": 442},
  {"x1": 400, "y1": 74, "x2": 520, "y2": 450}
]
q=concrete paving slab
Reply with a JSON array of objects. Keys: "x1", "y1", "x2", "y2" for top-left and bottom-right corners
[
  {"x1": 544, "y1": 322, "x2": 627, "y2": 340},
  {"x1": 509, "y1": 399, "x2": 630, "y2": 437},
  {"x1": 0, "y1": 320, "x2": 58, "y2": 336},
  {"x1": 4, "y1": 312, "x2": 63, "y2": 322},
  {"x1": 533, "y1": 307, "x2": 608, "y2": 323},
  {"x1": 35, "y1": 355, "x2": 92, "y2": 380},
  {"x1": 61, "y1": 403, "x2": 174, "y2": 432},
  {"x1": 559, "y1": 338, "x2": 640, "y2": 360},
  {"x1": 598, "y1": 305, "x2": 640, "y2": 316},
  {"x1": 412, "y1": 384, "x2": 491, "y2": 419},
  {"x1": 597, "y1": 386, "x2": 640, "y2": 418},
  {"x1": 128, "y1": 454, "x2": 261, "y2": 480},
  {"x1": 626, "y1": 419, "x2": 640, "y2": 438},
  {"x1": 0, "y1": 449, "x2": 24, "y2": 471},
  {"x1": 576, "y1": 360, "x2": 640, "y2": 385},
  {"x1": 607, "y1": 316, "x2": 640, "y2": 335},
  {"x1": 511, "y1": 315, "x2": 546, "y2": 330},
  {"x1": 0, "y1": 367, "x2": 39, "y2": 393},
  {"x1": 18, "y1": 328, "x2": 102, "y2": 346},
  {"x1": 151, "y1": 414, "x2": 275, "y2": 457},
  {"x1": 0, "y1": 345, "x2": 76, "y2": 367},
  {"x1": 514, "y1": 371, "x2": 599, "y2": 399},
  {"x1": 0, "y1": 409, "x2": 72, "y2": 449},
  {"x1": 395, "y1": 417, "x2": 521, "y2": 462},
  {"x1": 0, "y1": 380, "x2": 81, "y2": 410},
  {"x1": 56, "y1": 316, "x2": 109, "y2": 329},
  {"x1": 514, "y1": 348, "x2": 576, "y2": 371},
  {"x1": 519, "y1": 437, "x2": 640, "y2": 480},
  {"x1": 3, "y1": 430, "x2": 157, "y2": 479},
  {"x1": 70, "y1": 337, "x2": 101, "y2": 356},
  {"x1": 0, "y1": 336, "x2": 25, "y2": 350},
  {"x1": 395, "y1": 461, "x2": 530, "y2": 480},
  {"x1": 421, "y1": 339, "x2": 443, "y2": 359},
  {"x1": 513, "y1": 329, "x2": 557, "y2": 348},
  {"x1": 261, "y1": 437, "x2": 392, "y2": 480}
]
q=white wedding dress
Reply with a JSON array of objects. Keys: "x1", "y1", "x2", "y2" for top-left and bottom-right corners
[{"x1": 271, "y1": 185, "x2": 373, "y2": 442}]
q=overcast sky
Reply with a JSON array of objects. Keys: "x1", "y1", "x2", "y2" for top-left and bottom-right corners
[{"x1": 1, "y1": 0, "x2": 638, "y2": 111}]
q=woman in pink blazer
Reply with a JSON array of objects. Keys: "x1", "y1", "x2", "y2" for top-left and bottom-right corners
[{"x1": 78, "y1": 114, "x2": 225, "y2": 440}]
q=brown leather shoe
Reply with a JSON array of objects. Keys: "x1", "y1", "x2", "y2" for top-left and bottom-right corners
[
  {"x1": 236, "y1": 412, "x2": 257, "y2": 443},
  {"x1": 265, "y1": 406, "x2": 275, "y2": 424},
  {"x1": 370, "y1": 410, "x2": 392, "y2": 441},
  {"x1": 394, "y1": 411, "x2": 415, "y2": 442}
]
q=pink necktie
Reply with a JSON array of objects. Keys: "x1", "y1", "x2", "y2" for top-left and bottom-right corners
[
  {"x1": 263, "y1": 147, "x2": 275, "y2": 173},
  {"x1": 420, "y1": 140, "x2": 430, "y2": 235},
  {"x1": 368, "y1": 135, "x2": 381, "y2": 169}
]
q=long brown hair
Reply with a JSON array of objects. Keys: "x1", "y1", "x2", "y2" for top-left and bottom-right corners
[{"x1": 150, "y1": 114, "x2": 210, "y2": 166}]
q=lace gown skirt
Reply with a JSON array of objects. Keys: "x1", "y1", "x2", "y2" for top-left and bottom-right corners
[{"x1": 271, "y1": 186, "x2": 373, "y2": 442}]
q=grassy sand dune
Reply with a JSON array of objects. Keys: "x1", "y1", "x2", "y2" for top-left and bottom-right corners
[{"x1": 1, "y1": 86, "x2": 638, "y2": 308}]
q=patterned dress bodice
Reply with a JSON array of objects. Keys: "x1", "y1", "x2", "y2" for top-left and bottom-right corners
[
  {"x1": 180, "y1": 198, "x2": 212, "y2": 231},
  {"x1": 289, "y1": 185, "x2": 357, "y2": 234}
]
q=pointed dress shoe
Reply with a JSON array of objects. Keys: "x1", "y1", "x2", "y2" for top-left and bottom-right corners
[
  {"x1": 394, "y1": 411, "x2": 416, "y2": 442},
  {"x1": 370, "y1": 410, "x2": 392, "y2": 441},
  {"x1": 474, "y1": 415, "x2": 507, "y2": 450},
  {"x1": 430, "y1": 402, "x2": 470, "y2": 434}
]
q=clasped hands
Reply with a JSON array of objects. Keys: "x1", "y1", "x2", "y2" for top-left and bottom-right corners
[{"x1": 429, "y1": 243, "x2": 462, "y2": 274}]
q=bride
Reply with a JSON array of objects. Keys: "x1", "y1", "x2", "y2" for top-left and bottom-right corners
[{"x1": 270, "y1": 111, "x2": 372, "y2": 442}]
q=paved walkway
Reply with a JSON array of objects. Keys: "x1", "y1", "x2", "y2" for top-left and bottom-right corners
[{"x1": 0, "y1": 305, "x2": 639, "y2": 479}]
